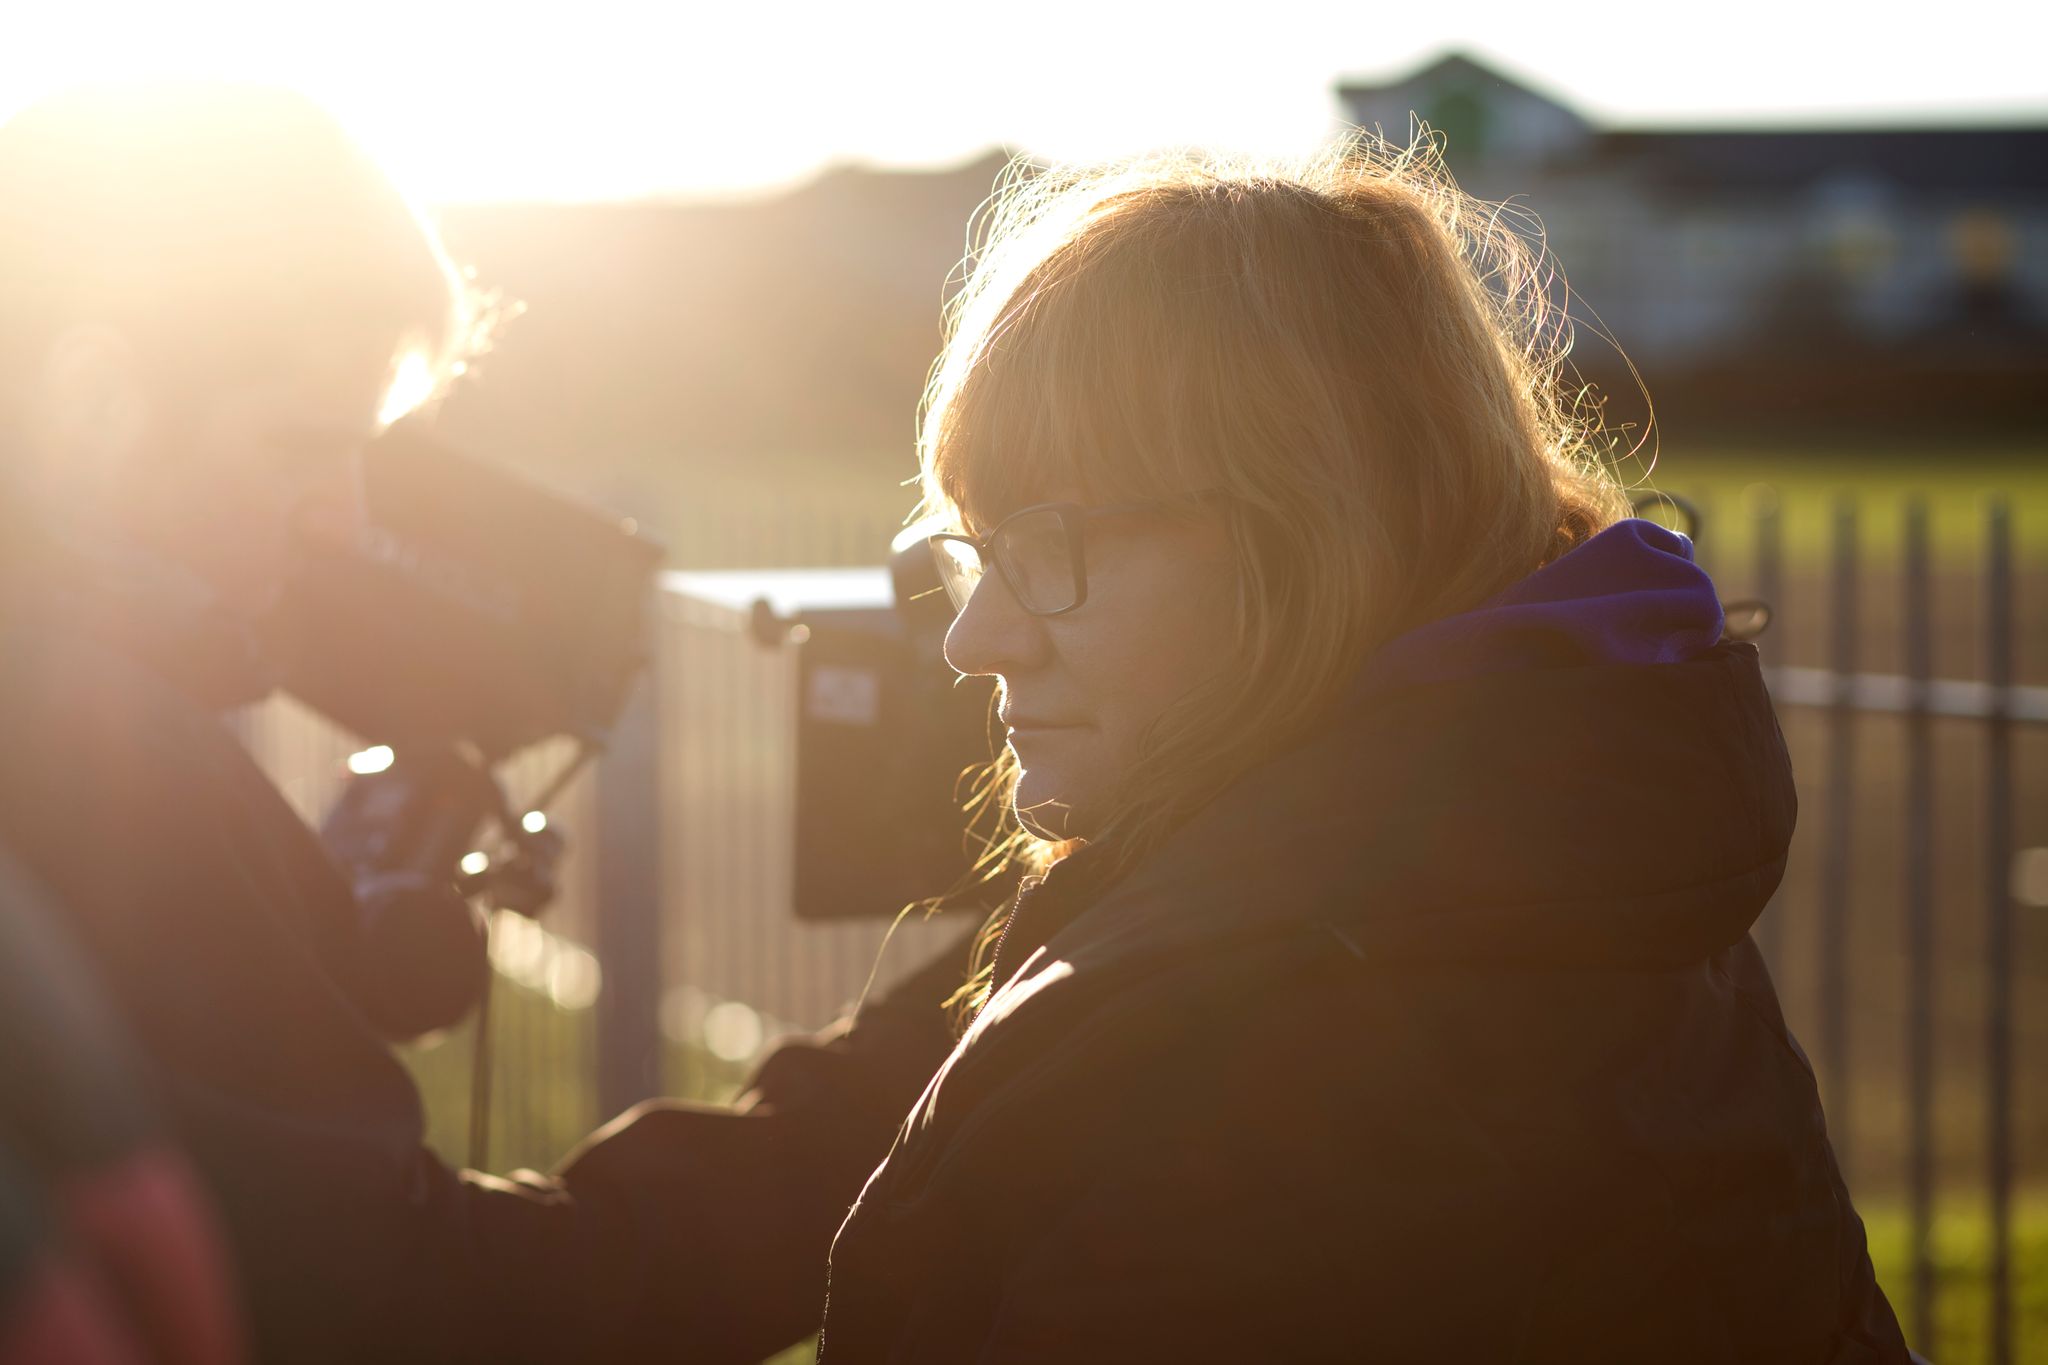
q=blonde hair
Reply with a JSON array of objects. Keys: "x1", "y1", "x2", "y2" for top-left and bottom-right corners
[{"x1": 920, "y1": 130, "x2": 1636, "y2": 934}]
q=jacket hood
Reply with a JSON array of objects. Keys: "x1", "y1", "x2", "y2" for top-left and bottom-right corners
[
  {"x1": 996, "y1": 520, "x2": 1792, "y2": 997},
  {"x1": 1354, "y1": 517, "x2": 1726, "y2": 693}
]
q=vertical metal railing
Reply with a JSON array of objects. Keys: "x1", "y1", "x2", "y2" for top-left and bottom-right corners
[
  {"x1": 595, "y1": 663, "x2": 665, "y2": 1120},
  {"x1": 1695, "y1": 488, "x2": 2040, "y2": 1365},
  {"x1": 1818, "y1": 497, "x2": 1859, "y2": 1169},
  {"x1": 1983, "y1": 497, "x2": 2015, "y2": 1365},
  {"x1": 1901, "y1": 496, "x2": 1936, "y2": 1347},
  {"x1": 1751, "y1": 485, "x2": 1786, "y2": 967}
]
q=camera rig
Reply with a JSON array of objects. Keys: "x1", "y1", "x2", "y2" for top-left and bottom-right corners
[{"x1": 261, "y1": 419, "x2": 662, "y2": 1042}]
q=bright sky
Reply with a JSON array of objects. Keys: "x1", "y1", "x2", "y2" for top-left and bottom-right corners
[{"x1": 5, "y1": 0, "x2": 2044, "y2": 204}]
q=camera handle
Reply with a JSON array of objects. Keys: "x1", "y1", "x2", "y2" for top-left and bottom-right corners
[
  {"x1": 455, "y1": 741, "x2": 596, "y2": 1170},
  {"x1": 321, "y1": 739, "x2": 595, "y2": 1169}
]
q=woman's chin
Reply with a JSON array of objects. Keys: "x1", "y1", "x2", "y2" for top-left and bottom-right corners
[{"x1": 1012, "y1": 784, "x2": 1088, "y2": 843}]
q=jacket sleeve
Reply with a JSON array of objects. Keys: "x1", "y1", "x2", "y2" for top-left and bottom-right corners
[
  {"x1": 129, "y1": 920, "x2": 967, "y2": 1365},
  {"x1": 196, "y1": 919, "x2": 974, "y2": 1365},
  {"x1": 471, "y1": 925, "x2": 974, "y2": 1365}
]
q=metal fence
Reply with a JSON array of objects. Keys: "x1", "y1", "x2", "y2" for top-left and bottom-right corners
[
  {"x1": 1719, "y1": 493, "x2": 2043, "y2": 1365},
  {"x1": 241, "y1": 482, "x2": 2043, "y2": 1365},
  {"x1": 241, "y1": 576, "x2": 965, "y2": 1163}
]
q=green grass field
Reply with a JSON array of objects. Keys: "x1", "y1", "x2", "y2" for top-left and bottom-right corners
[
  {"x1": 1619, "y1": 442, "x2": 2048, "y2": 565},
  {"x1": 403, "y1": 979, "x2": 754, "y2": 1174},
  {"x1": 1862, "y1": 1196, "x2": 2048, "y2": 1363},
  {"x1": 642, "y1": 438, "x2": 2048, "y2": 581}
]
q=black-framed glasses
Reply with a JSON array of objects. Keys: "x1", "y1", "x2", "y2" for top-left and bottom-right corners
[{"x1": 927, "y1": 495, "x2": 1206, "y2": 617}]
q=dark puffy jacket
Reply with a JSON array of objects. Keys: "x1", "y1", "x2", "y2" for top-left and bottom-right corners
[{"x1": 821, "y1": 639, "x2": 1911, "y2": 1363}]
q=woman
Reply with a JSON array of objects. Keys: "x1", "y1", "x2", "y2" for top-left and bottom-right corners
[{"x1": 819, "y1": 141, "x2": 1912, "y2": 1363}]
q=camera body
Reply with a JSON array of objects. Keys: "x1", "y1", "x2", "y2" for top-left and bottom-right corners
[
  {"x1": 706, "y1": 542, "x2": 1013, "y2": 922},
  {"x1": 264, "y1": 419, "x2": 663, "y2": 761},
  {"x1": 262, "y1": 420, "x2": 1002, "y2": 1038},
  {"x1": 261, "y1": 421, "x2": 661, "y2": 1037}
]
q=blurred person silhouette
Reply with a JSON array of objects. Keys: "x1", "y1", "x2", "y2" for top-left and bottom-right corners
[
  {"x1": 0, "y1": 83, "x2": 957, "y2": 1364},
  {"x1": 819, "y1": 141, "x2": 1915, "y2": 1364}
]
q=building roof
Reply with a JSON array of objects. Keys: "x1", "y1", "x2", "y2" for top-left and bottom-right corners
[
  {"x1": 1341, "y1": 51, "x2": 2048, "y2": 194},
  {"x1": 1334, "y1": 50, "x2": 1574, "y2": 110},
  {"x1": 1590, "y1": 125, "x2": 2048, "y2": 195}
]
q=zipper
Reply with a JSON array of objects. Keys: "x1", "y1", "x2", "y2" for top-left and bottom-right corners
[{"x1": 982, "y1": 881, "x2": 1033, "y2": 997}]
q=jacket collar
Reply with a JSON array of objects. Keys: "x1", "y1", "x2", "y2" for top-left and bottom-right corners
[
  {"x1": 1351, "y1": 517, "x2": 1725, "y2": 694},
  {"x1": 1032, "y1": 643, "x2": 1789, "y2": 976}
]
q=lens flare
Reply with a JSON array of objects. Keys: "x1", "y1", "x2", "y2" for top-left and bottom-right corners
[
  {"x1": 378, "y1": 349, "x2": 437, "y2": 426},
  {"x1": 346, "y1": 744, "x2": 395, "y2": 775}
]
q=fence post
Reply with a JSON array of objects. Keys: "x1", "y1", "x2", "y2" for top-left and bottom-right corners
[
  {"x1": 1819, "y1": 496, "x2": 1857, "y2": 1170},
  {"x1": 1751, "y1": 484, "x2": 1786, "y2": 967},
  {"x1": 1983, "y1": 496, "x2": 2014, "y2": 1365},
  {"x1": 596, "y1": 643, "x2": 666, "y2": 1120},
  {"x1": 1901, "y1": 496, "x2": 1936, "y2": 1348}
]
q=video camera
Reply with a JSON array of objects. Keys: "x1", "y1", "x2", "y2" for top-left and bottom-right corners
[
  {"x1": 261, "y1": 419, "x2": 662, "y2": 1039},
  {"x1": 734, "y1": 540, "x2": 1011, "y2": 924},
  {"x1": 267, "y1": 420, "x2": 1009, "y2": 1037}
]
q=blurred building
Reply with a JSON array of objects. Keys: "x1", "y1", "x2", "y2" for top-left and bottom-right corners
[
  {"x1": 1339, "y1": 53, "x2": 2048, "y2": 417},
  {"x1": 430, "y1": 56, "x2": 2044, "y2": 508}
]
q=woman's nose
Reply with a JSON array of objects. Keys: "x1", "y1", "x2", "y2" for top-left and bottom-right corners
[{"x1": 943, "y1": 567, "x2": 1047, "y2": 678}]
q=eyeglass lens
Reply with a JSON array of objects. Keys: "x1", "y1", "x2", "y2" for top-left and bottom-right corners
[
  {"x1": 932, "y1": 536, "x2": 983, "y2": 612},
  {"x1": 929, "y1": 506, "x2": 1080, "y2": 615},
  {"x1": 993, "y1": 508, "x2": 1077, "y2": 614}
]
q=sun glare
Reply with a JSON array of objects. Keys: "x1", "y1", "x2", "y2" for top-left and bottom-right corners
[
  {"x1": 378, "y1": 350, "x2": 437, "y2": 427},
  {"x1": 3, "y1": 4, "x2": 2037, "y2": 205}
]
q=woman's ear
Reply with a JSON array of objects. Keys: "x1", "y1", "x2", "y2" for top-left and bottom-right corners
[{"x1": 34, "y1": 324, "x2": 150, "y2": 502}]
